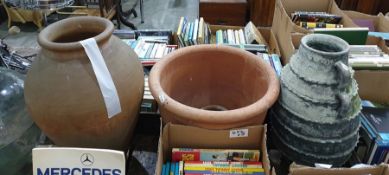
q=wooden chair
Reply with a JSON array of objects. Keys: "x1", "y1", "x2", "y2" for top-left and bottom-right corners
[{"x1": 1, "y1": 0, "x2": 44, "y2": 29}]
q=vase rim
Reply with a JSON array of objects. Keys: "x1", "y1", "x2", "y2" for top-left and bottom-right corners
[
  {"x1": 38, "y1": 16, "x2": 114, "y2": 51},
  {"x1": 149, "y1": 45, "x2": 280, "y2": 124},
  {"x1": 301, "y1": 34, "x2": 349, "y2": 57}
]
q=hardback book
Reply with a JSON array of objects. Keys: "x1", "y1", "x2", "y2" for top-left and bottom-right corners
[
  {"x1": 176, "y1": 17, "x2": 187, "y2": 47},
  {"x1": 216, "y1": 30, "x2": 223, "y2": 44},
  {"x1": 299, "y1": 22, "x2": 343, "y2": 29},
  {"x1": 184, "y1": 161, "x2": 264, "y2": 175},
  {"x1": 313, "y1": 27, "x2": 369, "y2": 45},
  {"x1": 291, "y1": 11, "x2": 342, "y2": 24},
  {"x1": 368, "y1": 32, "x2": 389, "y2": 43},
  {"x1": 188, "y1": 22, "x2": 194, "y2": 46},
  {"x1": 271, "y1": 54, "x2": 282, "y2": 76},
  {"x1": 222, "y1": 30, "x2": 228, "y2": 44},
  {"x1": 244, "y1": 21, "x2": 267, "y2": 45},
  {"x1": 172, "y1": 148, "x2": 260, "y2": 162},
  {"x1": 144, "y1": 43, "x2": 155, "y2": 59},
  {"x1": 197, "y1": 17, "x2": 205, "y2": 44},
  {"x1": 184, "y1": 22, "x2": 191, "y2": 46},
  {"x1": 149, "y1": 43, "x2": 159, "y2": 59},
  {"x1": 192, "y1": 18, "x2": 199, "y2": 45},
  {"x1": 238, "y1": 29, "x2": 246, "y2": 44},
  {"x1": 227, "y1": 29, "x2": 235, "y2": 44},
  {"x1": 155, "y1": 44, "x2": 166, "y2": 59},
  {"x1": 360, "y1": 107, "x2": 389, "y2": 164},
  {"x1": 234, "y1": 30, "x2": 240, "y2": 45}
]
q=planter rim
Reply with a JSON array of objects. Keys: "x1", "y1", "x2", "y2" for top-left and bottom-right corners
[
  {"x1": 149, "y1": 44, "x2": 280, "y2": 125},
  {"x1": 301, "y1": 34, "x2": 350, "y2": 58},
  {"x1": 38, "y1": 16, "x2": 114, "y2": 51}
]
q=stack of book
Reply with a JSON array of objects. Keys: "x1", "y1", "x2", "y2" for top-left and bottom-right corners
[
  {"x1": 115, "y1": 29, "x2": 178, "y2": 66},
  {"x1": 356, "y1": 105, "x2": 389, "y2": 165},
  {"x1": 292, "y1": 11, "x2": 343, "y2": 29},
  {"x1": 348, "y1": 45, "x2": 389, "y2": 69},
  {"x1": 141, "y1": 76, "x2": 157, "y2": 113},
  {"x1": 176, "y1": 17, "x2": 211, "y2": 47},
  {"x1": 256, "y1": 53, "x2": 282, "y2": 77},
  {"x1": 161, "y1": 148, "x2": 264, "y2": 175}
]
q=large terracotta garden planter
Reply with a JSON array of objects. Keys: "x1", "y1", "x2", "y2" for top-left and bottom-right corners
[
  {"x1": 149, "y1": 45, "x2": 279, "y2": 129},
  {"x1": 24, "y1": 16, "x2": 144, "y2": 150}
]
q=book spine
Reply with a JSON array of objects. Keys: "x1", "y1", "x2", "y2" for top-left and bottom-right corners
[
  {"x1": 239, "y1": 29, "x2": 246, "y2": 44},
  {"x1": 193, "y1": 19, "x2": 199, "y2": 45},
  {"x1": 271, "y1": 54, "x2": 282, "y2": 76},
  {"x1": 184, "y1": 22, "x2": 191, "y2": 46},
  {"x1": 144, "y1": 43, "x2": 155, "y2": 59},
  {"x1": 227, "y1": 29, "x2": 235, "y2": 44},
  {"x1": 222, "y1": 30, "x2": 228, "y2": 44},
  {"x1": 234, "y1": 30, "x2": 240, "y2": 45},
  {"x1": 300, "y1": 22, "x2": 343, "y2": 29},
  {"x1": 198, "y1": 17, "x2": 204, "y2": 44}
]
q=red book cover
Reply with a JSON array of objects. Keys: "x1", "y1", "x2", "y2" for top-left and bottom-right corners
[{"x1": 172, "y1": 148, "x2": 201, "y2": 162}]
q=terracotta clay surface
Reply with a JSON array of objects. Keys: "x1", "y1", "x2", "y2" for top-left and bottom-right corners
[
  {"x1": 24, "y1": 16, "x2": 144, "y2": 150},
  {"x1": 149, "y1": 45, "x2": 279, "y2": 129}
]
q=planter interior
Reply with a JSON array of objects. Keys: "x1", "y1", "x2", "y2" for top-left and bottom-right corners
[{"x1": 150, "y1": 45, "x2": 279, "y2": 129}]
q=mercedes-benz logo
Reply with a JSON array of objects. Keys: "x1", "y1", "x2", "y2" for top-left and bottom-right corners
[{"x1": 80, "y1": 153, "x2": 94, "y2": 166}]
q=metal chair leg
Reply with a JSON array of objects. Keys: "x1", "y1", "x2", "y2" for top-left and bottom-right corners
[{"x1": 140, "y1": 0, "x2": 144, "y2": 23}]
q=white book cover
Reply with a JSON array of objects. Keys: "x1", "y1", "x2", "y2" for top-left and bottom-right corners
[
  {"x1": 150, "y1": 43, "x2": 159, "y2": 59},
  {"x1": 227, "y1": 29, "x2": 235, "y2": 44},
  {"x1": 33, "y1": 147, "x2": 125, "y2": 175},
  {"x1": 234, "y1": 30, "x2": 240, "y2": 45},
  {"x1": 238, "y1": 29, "x2": 246, "y2": 44},
  {"x1": 192, "y1": 19, "x2": 199, "y2": 45},
  {"x1": 155, "y1": 44, "x2": 167, "y2": 59},
  {"x1": 139, "y1": 42, "x2": 152, "y2": 59}
]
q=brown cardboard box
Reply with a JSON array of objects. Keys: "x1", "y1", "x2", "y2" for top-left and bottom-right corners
[
  {"x1": 289, "y1": 163, "x2": 389, "y2": 175},
  {"x1": 154, "y1": 123, "x2": 271, "y2": 175},
  {"x1": 271, "y1": 0, "x2": 360, "y2": 63},
  {"x1": 344, "y1": 11, "x2": 389, "y2": 32},
  {"x1": 273, "y1": 0, "x2": 357, "y2": 34}
]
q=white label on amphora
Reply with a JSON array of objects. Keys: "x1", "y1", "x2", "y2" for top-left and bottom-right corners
[{"x1": 80, "y1": 38, "x2": 122, "y2": 119}]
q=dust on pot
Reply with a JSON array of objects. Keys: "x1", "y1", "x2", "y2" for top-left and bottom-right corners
[{"x1": 149, "y1": 45, "x2": 280, "y2": 129}]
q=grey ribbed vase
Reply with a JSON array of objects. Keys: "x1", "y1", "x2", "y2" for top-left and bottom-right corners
[{"x1": 271, "y1": 34, "x2": 362, "y2": 166}]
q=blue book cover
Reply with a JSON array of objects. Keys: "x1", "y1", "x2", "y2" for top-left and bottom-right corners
[
  {"x1": 165, "y1": 162, "x2": 170, "y2": 175},
  {"x1": 362, "y1": 107, "x2": 389, "y2": 141},
  {"x1": 175, "y1": 162, "x2": 179, "y2": 175},
  {"x1": 369, "y1": 32, "x2": 389, "y2": 40},
  {"x1": 370, "y1": 139, "x2": 389, "y2": 164},
  {"x1": 170, "y1": 162, "x2": 175, "y2": 175},
  {"x1": 161, "y1": 164, "x2": 166, "y2": 175}
]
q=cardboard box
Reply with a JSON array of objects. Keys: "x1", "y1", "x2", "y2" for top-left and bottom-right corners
[
  {"x1": 174, "y1": 25, "x2": 281, "y2": 55},
  {"x1": 273, "y1": 0, "x2": 357, "y2": 34},
  {"x1": 343, "y1": 11, "x2": 389, "y2": 33},
  {"x1": 289, "y1": 163, "x2": 389, "y2": 175},
  {"x1": 271, "y1": 0, "x2": 360, "y2": 63},
  {"x1": 155, "y1": 123, "x2": 271, "y2": 175}
]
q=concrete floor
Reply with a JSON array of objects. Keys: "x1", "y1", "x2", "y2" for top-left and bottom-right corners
[{"x1": 0, "y1": 0, "x2": 198, "y2": 51}]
